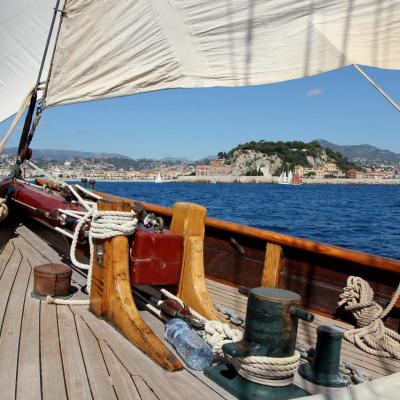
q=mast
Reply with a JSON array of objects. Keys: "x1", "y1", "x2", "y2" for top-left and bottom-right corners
[{"x1": 12, "y1": 0, "x2": 64, "y2": 178}]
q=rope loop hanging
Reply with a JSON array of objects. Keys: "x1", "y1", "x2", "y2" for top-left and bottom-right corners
[{"x1": 339, "y1": 276, "x2": 400, "y2": 359}]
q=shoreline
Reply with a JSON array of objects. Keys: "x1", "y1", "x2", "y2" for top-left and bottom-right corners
[
  {"x1": 57, "y1": 176, "x2": 400, "y2": 185},
  {"x1": 175, "y1": 176, "x2": 400, "y2": 185}
]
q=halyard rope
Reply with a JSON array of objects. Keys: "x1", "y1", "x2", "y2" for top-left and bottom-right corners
[{"x1": 339, "y1": 276, "x2": 400, "y2": 359}]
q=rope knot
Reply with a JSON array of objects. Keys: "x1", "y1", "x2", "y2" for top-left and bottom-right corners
[
  {"x1": 339, "y1": 276, "x2": 400, "y2": 359},
  {"x1": 70, "y1": 205, "x2": 138, "y2": 295}
]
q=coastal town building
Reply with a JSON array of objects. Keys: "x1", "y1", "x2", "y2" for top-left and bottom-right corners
[
  {"x1": 295, "y1": 163, "x2": 344, "y2": 179},
  {"x1": 196, "y1": 159, "x2": 232, "y2": 176}
]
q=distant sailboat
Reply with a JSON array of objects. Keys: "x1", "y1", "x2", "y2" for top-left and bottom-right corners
[
  {"x1": 278, "y1": 169, "x2": 301, "y2": 185},
  {"x1": 291, "y1": 173, "x2": 303, "y2": 185},
  {"x1": 154, "y1": 173, "x2": 162, "y2": 183},
  {"x1": 278, "y1": 171, "x2": 290, "y2": 185}
]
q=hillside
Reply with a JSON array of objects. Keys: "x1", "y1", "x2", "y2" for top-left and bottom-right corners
[
  {"x1": 316, "y1": 140, "x2": 400, "y2": 163},
  {"x1": 3, "y1": 147, "x2": 128, "y2": 161},
  {"x1": 222, "y1": 140, "x2": 358, "y2": 176}
]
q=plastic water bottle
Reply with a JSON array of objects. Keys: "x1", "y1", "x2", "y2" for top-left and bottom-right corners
[{"x1": 165, "y1": 318, "x2": 213, "y2": 370}]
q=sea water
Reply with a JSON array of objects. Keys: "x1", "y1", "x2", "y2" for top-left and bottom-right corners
[{"x1": 93, "y1": 182, "x2": 400, "y2": 260}]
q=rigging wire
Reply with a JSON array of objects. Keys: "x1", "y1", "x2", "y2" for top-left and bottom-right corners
[{"x1": 353, "y1": 64, "x2": 400, "y2": 113}]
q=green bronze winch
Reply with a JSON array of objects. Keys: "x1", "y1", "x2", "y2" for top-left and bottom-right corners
[
  {"x1": 206, "y1": 287, "x2": 315, "y2": 399},
  {"x1": 223, "y1": 287, "x2": 314, "y2": 360}
]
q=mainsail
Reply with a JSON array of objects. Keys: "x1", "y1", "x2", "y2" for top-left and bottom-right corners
[
  {"x1": 0, "y1": 0, "x2": 63, "y2": 123},
  {"x1": 44, "y1": 0, "x2": 400, "y2": 108},
  {"x1": 2, "y1": 0, "x2": 400, "y2": 119}
]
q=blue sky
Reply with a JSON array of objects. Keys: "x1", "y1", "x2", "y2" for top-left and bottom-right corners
[{"x1": 1, "y1": 65, "x2": 399, "y2": 159}]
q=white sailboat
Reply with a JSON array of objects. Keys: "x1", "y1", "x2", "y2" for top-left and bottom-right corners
[
  {"x1": 154, "y1": 173, "x2": 162, "y2": 184},
  {"x1": 278, "y1": 171, "x2": 290, "y2": 185},
  {"x1": 278, "y1": 170, "x2": 297, "y2": 185}
]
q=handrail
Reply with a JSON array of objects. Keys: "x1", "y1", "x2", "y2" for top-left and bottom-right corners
[{"x1": 141, "y1": 201, "x2": 400, "y2": 274}]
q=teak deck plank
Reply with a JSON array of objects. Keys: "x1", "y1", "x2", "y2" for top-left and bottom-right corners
[
  {"x1": 58, "y1": 306, "x2": 93, "y2": 400},
  {"x1": 141, "y1": 310, "x2": 238, "y2": 400},
  {"x1": 40, "y1": 301, "x2": 68, "y2": 400},
  {"x1": 17, "y1": 271, "x2": 41, "y2": 400},
  {"x1": 0, "y1": 241, "x2": 14, "y2": 278},
  {"x1": 72, "y1": 306, "x2": 231, "y2": 400},
  {"x1": 100, "y1": 340, "x2": 142, "y2": 400},
  {"x1": 16, "y1": 225, "x2": 88, "y2": 298},
  {"x1": 0, "y1": 254, "x2": 30, "y2": 400},
  {"x1": 131, "y1": 376, "x2": 159, "y2": 400},
  {"x1": 0, "y1": 247, "x2": 21, "y2": 326},
  {"x1": 75, "y1": 315, "x2": 118, "y2": 400},
  {"x1": 1, "y1": 220, "x2": 398, "y2": 399},
  {"x1": 206, "y1": 279, "x2": 400, "y2": 379}
]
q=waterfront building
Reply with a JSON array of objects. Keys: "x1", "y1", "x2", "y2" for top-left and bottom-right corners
[{"x1": 196, "y1": 160, "x2": 232, "y2": 176}]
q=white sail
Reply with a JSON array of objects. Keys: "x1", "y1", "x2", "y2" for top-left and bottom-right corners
[
  {"x1": 43, "y1": 0, "x2": 400, "y2": 108},
  {"x1": 0, "y1": 1, "x2": 63, "y2": 123},
  {"x1": 154, "y1": 173, "x2": 162, "y2": 184},
  {"x1": 288, "y1": 171, "x2": 293, "y2": 182}
]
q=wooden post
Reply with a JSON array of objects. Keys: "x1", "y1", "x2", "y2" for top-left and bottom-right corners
[
  {"x1": 170, "y1": 202, "x2": 224, "y2": 322},
  {"x1": 89, "y1": 199, "x2": 183, "y2": 371},
  {"x1": 261, "y1": 242, "x2": 283, "y2": 288}
]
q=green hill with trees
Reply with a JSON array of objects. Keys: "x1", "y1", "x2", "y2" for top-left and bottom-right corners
[{"x1": 219, "y1": 140, "x2": 359, "y2": 172}]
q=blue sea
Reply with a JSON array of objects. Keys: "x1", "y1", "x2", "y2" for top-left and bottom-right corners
[{"x1": 93, "y1": 182, "x2": 400, "y2": 260}]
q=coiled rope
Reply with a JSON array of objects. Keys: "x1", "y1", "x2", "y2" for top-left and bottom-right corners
[
  {"x1": 339, "y1": 276, "x2": 400, "y2": 359},
  {"x1": 230, "y1": 351, "x2": 301, "y2": 387},
  {"x1": 156, "y1": 289, "x2": 300, "y2": 386},
  {"x1": 48, "y1": 204, "x2": 137, "y2": 305},
  {"x1": 0, "y1": 198, "x2": 9, "y2": 224}
]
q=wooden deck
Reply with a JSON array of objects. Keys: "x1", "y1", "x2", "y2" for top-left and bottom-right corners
[
  {"x1": 206, "y1": 279, "x2": 400, "y2": 379},
  {"x1": 0, "y1": 219, "x2": 399, "y2": 399},
  {"x1": 0, "y1": 220, "x2": 236, "y2": 400}
]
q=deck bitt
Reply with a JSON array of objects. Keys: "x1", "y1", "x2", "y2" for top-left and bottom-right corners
[
  {"x1": 89, "y1": 199, "x2": 183, "y2": 371},
  {"x1": 171, "y1": 202, "x2": 224, "y2": 321},
  {"x1": 262, "y1": 242, "x2": 283, "y2": 288}
]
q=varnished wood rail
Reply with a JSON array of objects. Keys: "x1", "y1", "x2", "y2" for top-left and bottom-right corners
[
  {"x1": 141, "y1": 201, "x2": 400, "y2": 273},
  {"x1": 96, "y1": 193, "x2": 400, "y2": 314}
]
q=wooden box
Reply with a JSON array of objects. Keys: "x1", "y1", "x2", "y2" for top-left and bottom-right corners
[{"x1": 130, "y1": 226, "x2": 183, "y2": 285}]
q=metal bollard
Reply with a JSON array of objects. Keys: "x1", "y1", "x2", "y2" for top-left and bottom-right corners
[
  {"x1": 81, "y1": 177, "x2": 87, "y2": 188},
  {"x1": 298, "y1": 325, "x2": 350, "y2": 387},
  {"x1": 206, "y1": 287, "x2": 313, "y2": 399},
  {"x1": 223, "y1": 287, "x2": 314, "y2": 359},
  {"x1": 89, "y1": 178, "x2": 95, "y2": 190}
]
